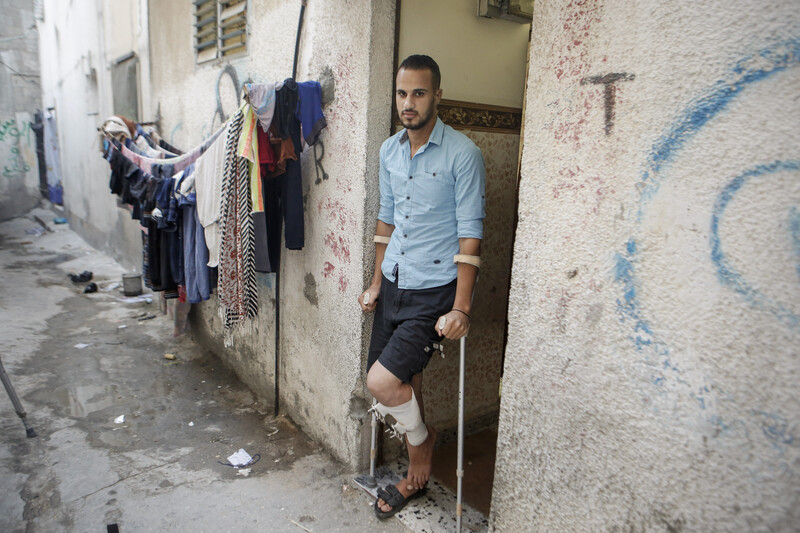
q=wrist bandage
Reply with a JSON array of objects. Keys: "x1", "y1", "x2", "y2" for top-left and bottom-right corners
[
  {"x1": 373, "y1": 235, "x2": 391, "y2": 244},
  {"x1": 454, "y1": 254, "x2": 481, "y2": 268}
]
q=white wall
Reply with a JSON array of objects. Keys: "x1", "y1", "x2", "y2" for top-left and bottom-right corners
[
  {"x1": 148, "y1": 0, "x2": 396, "y2": 468},
  {"x1": 492, "y1": 0, "x2": 800, "y2": 530},
  {"x1": 398, "y1": 0, "x2": 530, "y2": 108},
  {"x1": 37, "y1": 0, "x2": 147, "y2": 267}
]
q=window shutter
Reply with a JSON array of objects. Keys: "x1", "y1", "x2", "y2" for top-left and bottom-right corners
[
  {"x1": 194, "y1": 0, "x2": 219, "y2": 63},
  {"x1": 219, "y1": 0, "x2": 247, "y2": 58}
]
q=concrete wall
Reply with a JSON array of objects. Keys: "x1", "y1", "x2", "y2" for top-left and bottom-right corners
[
  {"x1": 492, "y1": 0, "x2": 800, "y2": 531},
  {"x1": 37, "y1": 0, "x2": 147, "y2": 268},
  {"x1": 148, "y1": 0, "x2": 396, "y2": 469},
  {"x1": 0, "y1": 0, "x2": 42, "y2": 219}
]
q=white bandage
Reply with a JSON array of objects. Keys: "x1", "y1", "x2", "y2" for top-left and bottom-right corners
[
  {"x1": 454, "y1": 254, "x2": 481, "y2": 268},
  {"x1": 372, "y1": 389, "x2": 428, "y2": 446},
  {"x1": 374, "y1": 235, "x2": 391, "y2": 244}
]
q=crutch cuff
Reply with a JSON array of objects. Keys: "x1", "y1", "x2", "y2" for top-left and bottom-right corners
[
  {"x1": 454, "y1": 254, "x2": 481, "y2": 268},
  {"x1": 373, "y1": 235, "x2": 391, "y2": 245}
]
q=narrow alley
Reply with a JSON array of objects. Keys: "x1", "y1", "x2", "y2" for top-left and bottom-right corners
[{"x1": 0, "y1": 207, "x2": 409, "y2": 532}]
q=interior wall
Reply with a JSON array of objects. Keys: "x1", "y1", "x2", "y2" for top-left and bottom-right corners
[
  {"x1": 493, "y1": 0, "x2": 800, "y2": 530},
  {"x1": 398, "y1": 0, "x2": 530, "y2": 108}
]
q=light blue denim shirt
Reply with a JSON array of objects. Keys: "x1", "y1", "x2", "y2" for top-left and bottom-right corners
[{"x1": 378, "y1": 117, "x2": 486, "y2": 290}]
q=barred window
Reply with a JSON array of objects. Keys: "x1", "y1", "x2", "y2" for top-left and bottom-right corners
[{"x1": 194, "y1": 0, "x2": 248, "y2": 63}]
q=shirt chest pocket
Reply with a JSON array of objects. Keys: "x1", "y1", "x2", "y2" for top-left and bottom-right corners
[{"x1": 416, "y1": 170, "x2": 455, "y2": 212}]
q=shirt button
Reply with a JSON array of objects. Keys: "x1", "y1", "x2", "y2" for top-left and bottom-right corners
[
  {"x1": 404, "y1": 234, "x2": 407, "y2": 238},
  {"x1": 409, "y1": 176, "x2": 413, "y2": 180},
  {"x1": 406, "y1": 196, "x2": 410, "y2": 200},
  {"x1": 405, "y1": 215, "x2": 409, "y2": 218},
  {"x1": 401, "y1": 251, "x2": 405, "y2": 255}
]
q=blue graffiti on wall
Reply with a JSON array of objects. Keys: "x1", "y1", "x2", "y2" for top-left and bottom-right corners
[
  {"x1": 615, "y1": 39, "x2": 800, "y2": 452},
  {"x1": 710, "y1": 160, "x2": 800, "y2": 329}
]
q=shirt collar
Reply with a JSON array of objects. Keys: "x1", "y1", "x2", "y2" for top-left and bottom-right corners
[{"x1": 399, "y1": 116, "x2": 444, "y2": 147}]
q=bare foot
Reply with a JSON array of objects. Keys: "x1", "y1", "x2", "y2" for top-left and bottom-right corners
[
  {"x1": 376, "y1": 479, "x2": 418, "y2": 513},
  {"x1": 406, "y1": 425, "x2": 436, "y2": 490}
]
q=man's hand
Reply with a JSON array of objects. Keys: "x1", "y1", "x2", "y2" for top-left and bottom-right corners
[
  {"x1": 359, "y1": 285, "x2": 380, "y2": 313},
  {"x1": 435, "y1": 310, "x2": 469, "y2": 339}
]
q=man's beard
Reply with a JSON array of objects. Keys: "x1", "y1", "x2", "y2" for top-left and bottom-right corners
[{"x1": 400, "y1": 108, "x2": 435, "y2": 130}]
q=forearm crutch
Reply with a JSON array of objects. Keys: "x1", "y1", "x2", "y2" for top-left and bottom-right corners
[
  {"x1": 0, "y1": 356, "x2": 37, "y2": 438},
  {"x1": 456, "y1": 334, "x2": 466, "y2": 532}
]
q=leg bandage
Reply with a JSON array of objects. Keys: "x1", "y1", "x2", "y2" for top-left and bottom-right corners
[{"x1": 370, "y1": 389, "x2": 428, "y2": 446}]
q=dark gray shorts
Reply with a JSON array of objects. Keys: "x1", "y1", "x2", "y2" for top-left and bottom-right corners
[{"x1": 367, "y1": 275, "x2": 457, "y2": 383}]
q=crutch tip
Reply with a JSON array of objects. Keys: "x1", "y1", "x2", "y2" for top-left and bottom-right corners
[
  {"x1": 26, "y1": 427, "x2": 37, "y2": 438},
  {"x1": 364, "y1": 476, "x2": 377, "y2": 488}
]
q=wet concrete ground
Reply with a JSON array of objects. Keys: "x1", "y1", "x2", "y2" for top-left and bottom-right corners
[{"x1": 0, "y1": 207, "x2": 408, "y2": 533}]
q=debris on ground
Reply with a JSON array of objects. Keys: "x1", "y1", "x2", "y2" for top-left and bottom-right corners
[
  {"x1": 83, "y1": 282, "x2": 98, "y2": 293},
  {"x1": 101, "y1": 281, "x2": 121, "y2": 292},
  {"x1": 73, "y1": 343, "x2": 92, "y2": 349},
  {"x1": 25, "y1": 227, "x2": 45, "y2": 237},
  {"x1": 138, "y1": 314, "x2": 156, "y2": 321},
  {"x1": 117, "y1": 295, "x2": 153, "y2": 304},
  {"x1": 53, "y1": 217, "x2": 67, "y2": 224},
  {"x1": 69, "y1": 271, "x2": 93, "y2": 283},
  {"x1": 114, "y1": 415, "x2": 125, "y2": 424},
  {"x1": 164, "y1": 353, "x2": 176, "y2": 360}
]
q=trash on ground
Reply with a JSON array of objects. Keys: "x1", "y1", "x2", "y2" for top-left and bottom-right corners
[
  {"x1": 288, "y1": 519, "x2": 312, "y2": 532},
  {"x1": 114, "y1": 415, "x2": 125, "y2": 424},
  {"x1": 25, "y1": 227, "x2": 45, "y2": 236},
  {"x1": 83, "y1": 282, "x2": 98, "y2": 293},
  {"x1": 74, "y1": 343, "x2": 92, "y2": 349},
  {"x1": 164, "y1": 353, "x2": 176, "y2": 360},
  {"x1": 69, "y1": 270, "x2": 93, "y2": 283},
  {"x1": 117, "y1": 295, "x2": 153, "y2": 304},
  {"x1": 138, "y1": 314, "x2": 156, "y2": 321},
  {"x1": 227, "y1": 448, "x2": 253, "y2": 466},
  {"x1": 236, "y1": 468, "x2": 252, "y2": 477},
  {"x1": 188, "y1": 421, "x2": 194, "y2": 426},
  {"x1": 53, "y1": 217, "x2": 68, "y2": 224},
  {"x1": 267, "y1": 427, "x2": 279, "y2": 437},
  {"x1": 118, "y1": 325, "x2": 127, "y2": 329},
  {"x1": 101, "y1": 281, "x2": 121, "y2": 292}
]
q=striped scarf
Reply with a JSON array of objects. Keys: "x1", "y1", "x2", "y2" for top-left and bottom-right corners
[{"x1": 218, "y1": 106, "x2": 258, "y2": 335}]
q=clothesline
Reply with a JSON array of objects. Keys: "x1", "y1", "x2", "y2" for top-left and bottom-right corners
[{"x1": 99, "y1": 79, "x2": 327, "y2": 343}]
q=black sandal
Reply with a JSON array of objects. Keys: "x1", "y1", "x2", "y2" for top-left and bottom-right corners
[{"x1": 373, "y1": 484, "x2": 428, "y2": 520}]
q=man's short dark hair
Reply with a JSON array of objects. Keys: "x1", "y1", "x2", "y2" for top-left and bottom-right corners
[{"x1": 398, "y1": 55, "x2": 441, "y2": 91}]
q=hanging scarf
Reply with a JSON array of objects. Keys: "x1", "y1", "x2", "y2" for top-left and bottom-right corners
[{"x1": 218, "y1": 106, "x2": 258, "y2": 337}]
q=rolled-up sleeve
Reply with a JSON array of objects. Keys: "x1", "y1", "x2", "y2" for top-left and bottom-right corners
[
  {"x1": 454, "y1": 144, "x2": 486, "y2": 239},
  {"x1": 377, "y1": 143, "x2": 394, "y2": 224}
]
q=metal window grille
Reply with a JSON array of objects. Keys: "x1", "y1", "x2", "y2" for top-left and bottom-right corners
[{"x1": 194, "y1": 0, "x2": 248, "y2": 63}]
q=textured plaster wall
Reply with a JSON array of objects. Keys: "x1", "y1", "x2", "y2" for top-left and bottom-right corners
[
  {"x1": 148, "y1": 0, "x2": 396, "y2": 468},
  {"x1": 0, "y1": 0, "x2": 42, "y2": 219},
  {"x1": 492, "y1": 1, "x2": 800, "y2": 531},
  {"x1": 37, "y1": 0, "x2": 147, "y2": 268}
]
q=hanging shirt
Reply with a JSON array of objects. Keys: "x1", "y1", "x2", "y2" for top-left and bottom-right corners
[
  {"x1": 194, "y1": 122, "x2": 231, "y2": 268},
  {"x1": 296, "y1": 81, "x2": 327, "y2": 147}
]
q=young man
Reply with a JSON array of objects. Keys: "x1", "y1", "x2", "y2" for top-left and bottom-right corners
[{"x1": 359, "y1": 54, "x2": 485, "y2": 519}]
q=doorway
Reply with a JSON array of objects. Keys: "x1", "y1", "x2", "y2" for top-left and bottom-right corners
[{"x1": 392, "y1": 0, "x2": 531, "y2": 518}]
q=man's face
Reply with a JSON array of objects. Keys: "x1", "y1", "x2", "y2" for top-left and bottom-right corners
[{"x1": 395, "y1": 67, "x2": 442, "y2": 131}]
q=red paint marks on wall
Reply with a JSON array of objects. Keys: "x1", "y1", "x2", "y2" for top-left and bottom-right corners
[
  {"x1": 322, "y1": 261, "x2": 335, "y2": 278},
  {"x1": 317, "y1": 198, "x2": 354, "y2": 232},
  {"x1": 548, "y1": 0, "x2": 605, "y2": 149},
  {"x1": 552, "y1": 166, "x2": 615, "y2": 214},
  {"x1": 338, "y1": 272, "x2": 349, "y2": 293},
  {"x1": 324, "y1": 232, "x2": 351, "y2": 263}
]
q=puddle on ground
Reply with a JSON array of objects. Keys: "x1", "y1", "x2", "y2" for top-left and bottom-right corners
[{"x1": 54, "y1": 384, "x2": 122, "y2": 417}]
